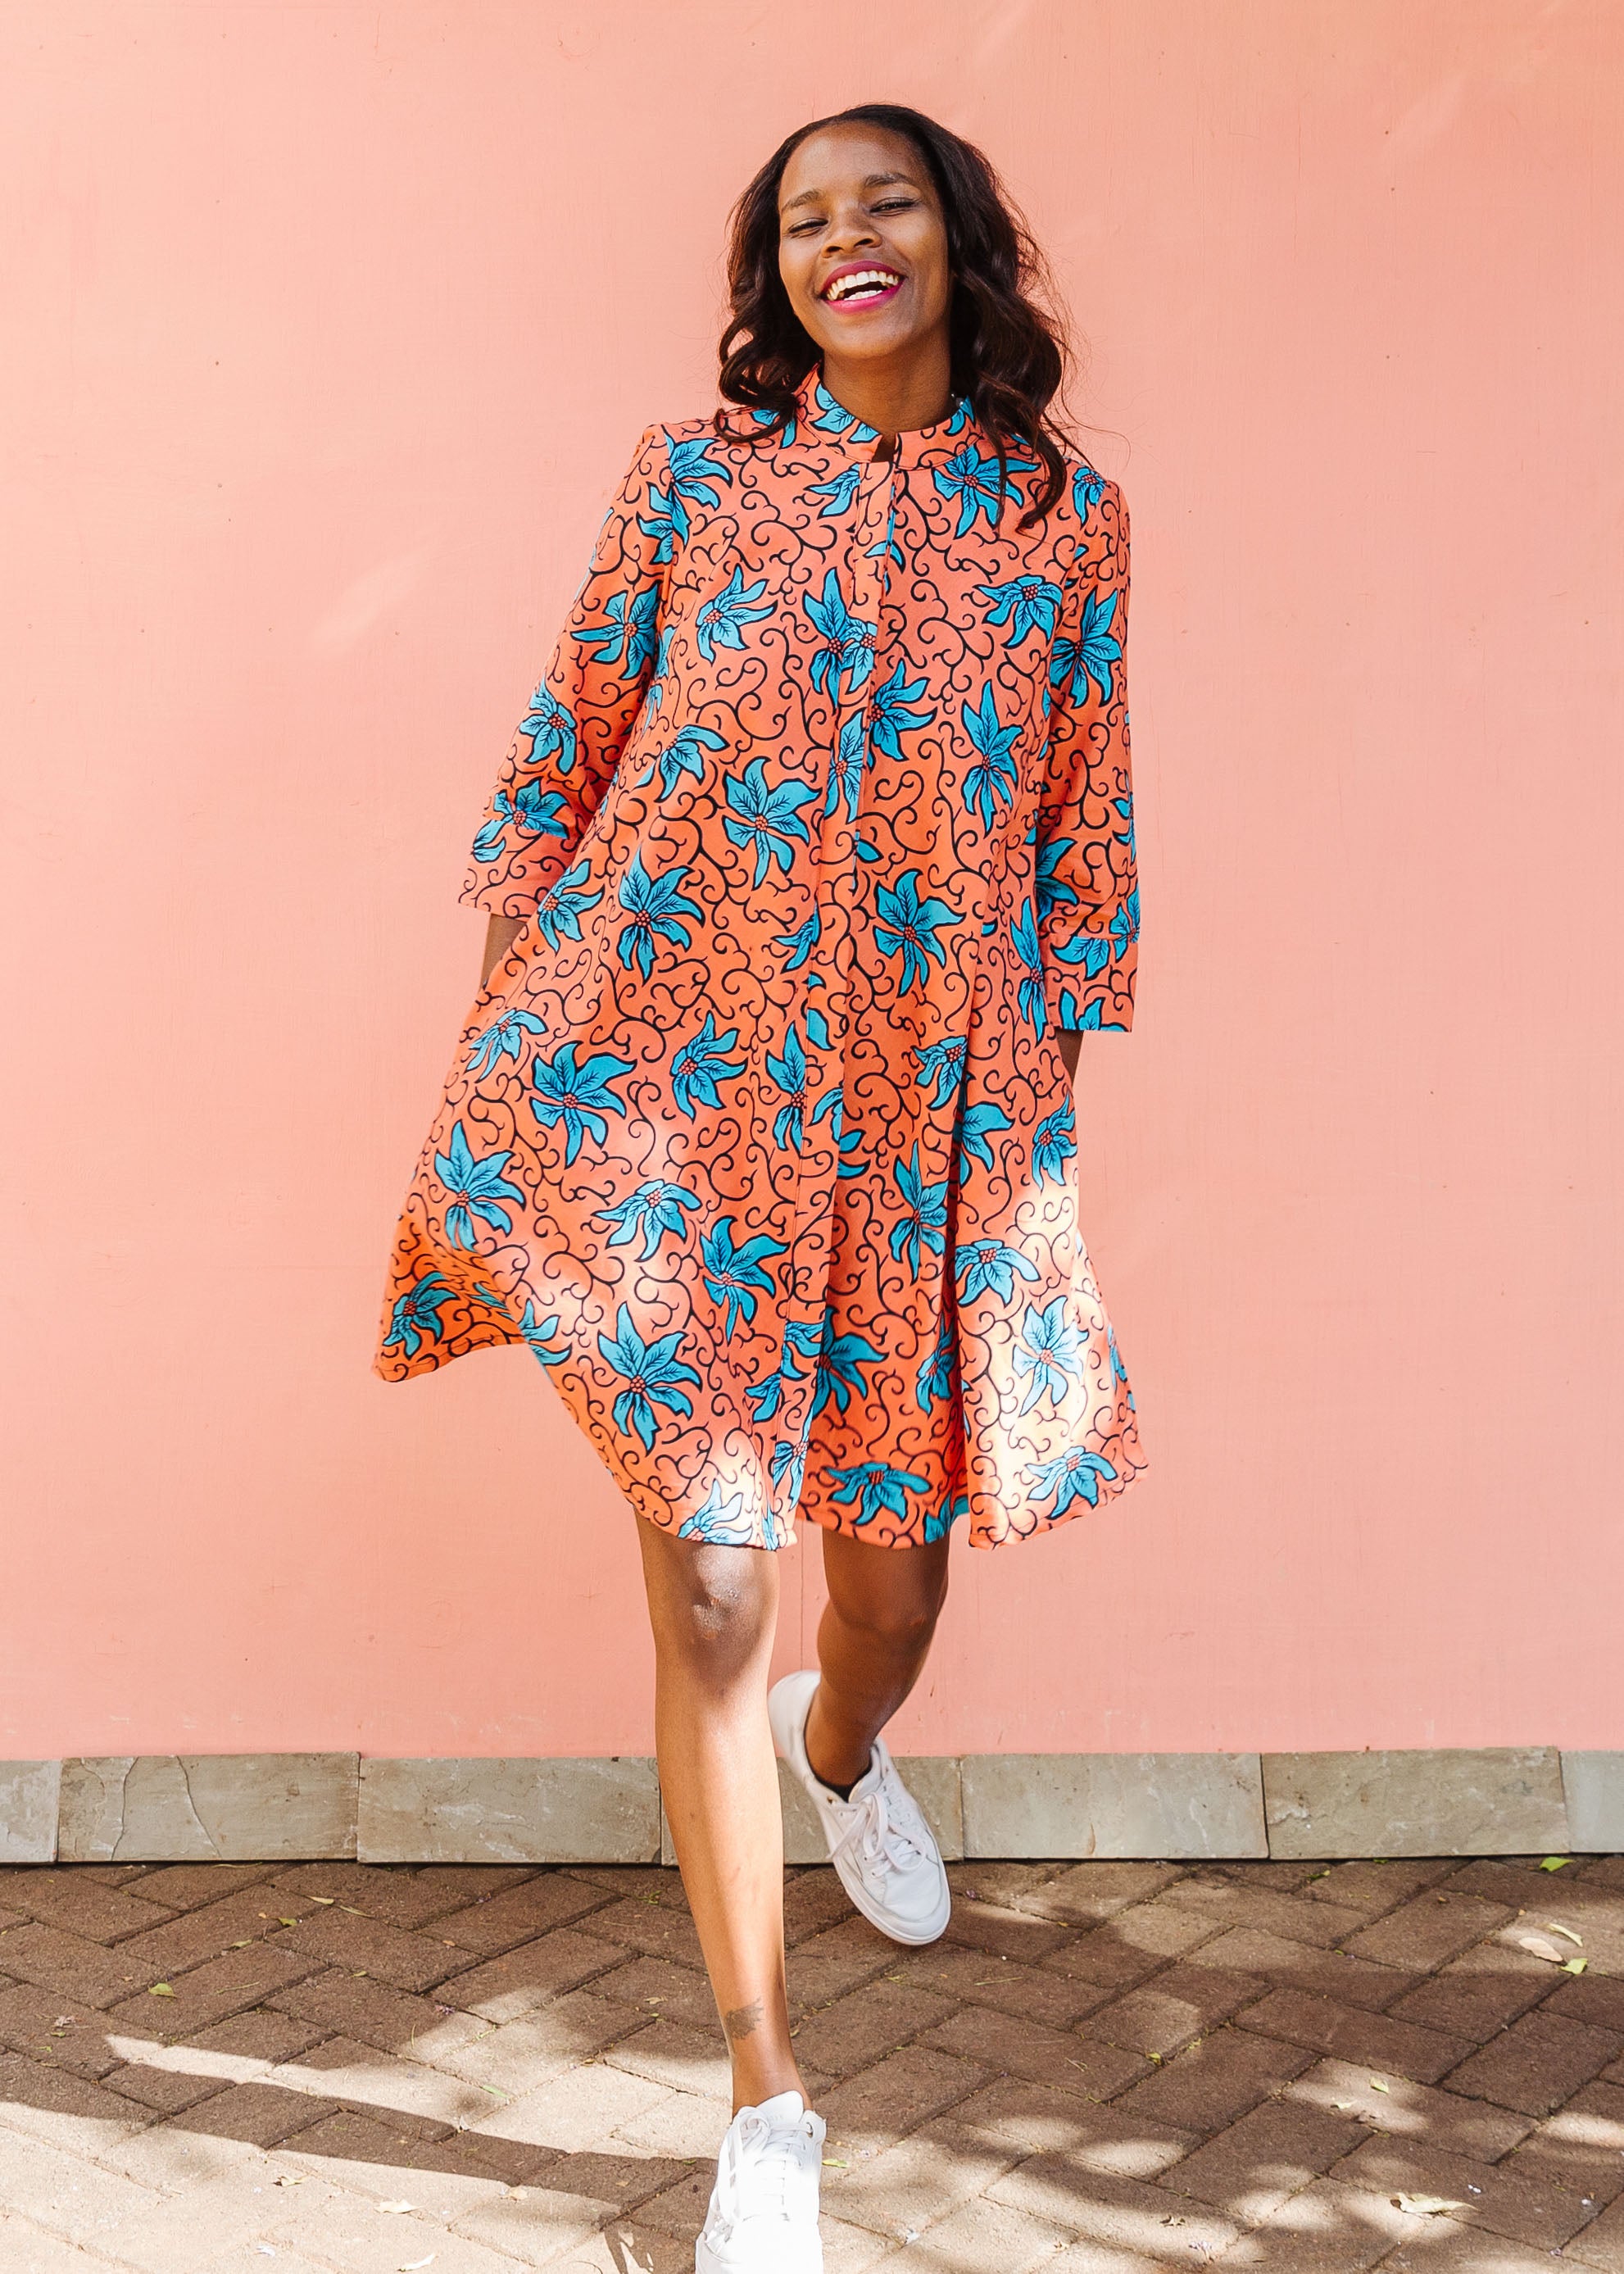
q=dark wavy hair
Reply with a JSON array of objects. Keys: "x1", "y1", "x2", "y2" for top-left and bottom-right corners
[{"x1": 717, "y1": 103, "x2": 1076, "y2": 528}]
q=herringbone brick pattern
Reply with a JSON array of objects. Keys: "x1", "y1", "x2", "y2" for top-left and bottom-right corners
[{"x1": 1, "y1": 1851, "x2": 1622, "y2": 2270}]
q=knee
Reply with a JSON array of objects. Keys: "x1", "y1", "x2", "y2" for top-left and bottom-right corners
[
  {"x1": 651, "y1": 1549, "x2": 774, "y2": 1685},
  {"x1": 837, "y1": 1571, "x2": 949, "y2": 1663}
]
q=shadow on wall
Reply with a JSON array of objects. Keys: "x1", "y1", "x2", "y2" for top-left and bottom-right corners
[{"x1": 0, "y1": 1853, "x2": 1622, "y2": 2265}]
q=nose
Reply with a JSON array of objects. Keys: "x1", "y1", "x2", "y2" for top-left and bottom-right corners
[{"x1": 823, "y1": 198, "x2": 882, "y2": 258}]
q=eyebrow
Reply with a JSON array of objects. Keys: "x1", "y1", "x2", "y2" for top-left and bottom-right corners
[{"x1": 780, "y1": 169, "x2": 919, "y2": 214}]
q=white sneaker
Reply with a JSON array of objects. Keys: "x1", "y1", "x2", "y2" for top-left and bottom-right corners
[
  {"x1": 769, "y1": 1669, "x2": 951, "y2": 1946},
  {"x1": 694, "y1": 2089, "x2": 825, "y2": 2272}
]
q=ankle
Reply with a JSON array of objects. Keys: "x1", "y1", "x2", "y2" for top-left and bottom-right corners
[
  {"x1": 803, "y1": 1697, "x2": 876, "y2": 1795},
  {"x1": 731, "y1": 2056, "x2": 809, "y2": 2114}
]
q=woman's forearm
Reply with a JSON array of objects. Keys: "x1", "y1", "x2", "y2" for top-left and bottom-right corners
[
  {"x1": 480, "y1": 913, "x2": 526, "y2": 988},
  {"x1": 1058, "y1": 1030, "x2": 1082, "y2": 1080}
]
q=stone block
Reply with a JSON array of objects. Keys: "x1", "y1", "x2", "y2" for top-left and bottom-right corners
[
  {"x1": 0, "y1": 1761, "x2": 61, "y2": 1863},
  {"x1": 56, "y1": 1754, "x2": 357, "y2": 1862},
  {"x1": 961, "y1": 1752, "x2": 1267, "y2": 1859},
  {"x1": 360, "y1": 1755, "x2": 660, "y2": 1863},
  {"x1": 1563, "y1": 1753, "x2": 1624, "y2": 1852},
  {"x1": 1262, "y1": 1748, "x2": 1567, "y2": 1859}
]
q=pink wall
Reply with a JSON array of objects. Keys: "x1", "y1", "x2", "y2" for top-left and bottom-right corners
[{"x1": 5, "y1": 2, "x2": 1621, "y2": 1762}]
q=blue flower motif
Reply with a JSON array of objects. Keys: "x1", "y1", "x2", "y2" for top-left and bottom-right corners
[
  {"x1": 665, "y1": 435, "x2": 733, "y2": 507},
  {"x1": 914, "y1": 1034, "x2": 968, "y2": 1108},
  {"x1": 598, "y1": 1303, "x2": 701, "y2": 1451},
  {"x1": 383, "y1": 1271, "x2": 454, "y2": 1359},
  {"x1": 517, "y1": 1298, "x2": 569, "y2": 1368},
  {"x1": 594, "y1": 1178, "x2": 702, "y2": 1260},
  {"x1": 572, "y1": 583, "x2": 660, "y2": 678},
  {"x1": 1111, "y1": 887, "x2": 1141, "y2": 955},
  {"x1": 1014, "y1": 1296, "x2": 1086, "y2": 1414},
  {"x1": 1073, "y1": 461, "x2": 1109, "y2": 519},
  {"x1": 1107, "y1": 1319, "x2": 1131, "y2": 1392},
  {"x1": 770, "y1": 1432, "x2": 806, "y2": 1509},
  {"x1": 745, "y1": 1315, "x2": 823, "y2": 1423},
  {"x1": 534, "y1": 861, "x2": 601, "y2": 950},
  {"x1": 678, "y1": 1478, "x2": 759, "y2": 1546},
  {"x1": 805, "y1": 1003, "x2": 831, "y2": 1050},
  {"x1": 810, "y1": 1083, "x2": 864, "y2": 1179},
  {"x1": 868, "y1": 660, "x2": 934, "y2": 760},
  {"x1": 916, "y1": 1315, "x2": 955, "y2": 1410},
  {"x1": 923, "y1": 1491, "x2": 968, "y2": 1543},
  {"x1": 1050, "y1": 588, "x2": 1122, "y2": 707},
  {"x1": 811, "y1": 1317, "x2": 884, "y2": 1422},
  {"x1": 889, "y1": 1142, "x2": 949, "y2": 1277},
  {"x1": 777, "y1": 906, "x2": 821, "y2": 971},
  {"x1": 1057, "y1": 988, "x2": 1105, "y2": 1032},
  {"x1": 700, "y1": 1215, "x2": 787, "y2": 1337},
  {"x1": 752, "y1": 405, "x2": 798, "y2": 447},
  {"x1": 824, "y1": 709, "x2": 869, "y2": 823},
  {"x1": 1026, "y1": 1444, "x2": 1118, "y2": 1515},
  {"x1": 657, "y1": 723, "x2": 725, "y2": 801},
  {"x1": 1011, "y1": 899, "x2": 1047, "y2": 1034},
  {"x1": 433, "y1": 1122, "x2": 525, "y2": 1249},
  {"x1": 874, "y1": 870, "x2": 963, "y2": 997},
  {"x1": 810, "y1": 379, "x2": 878, "y2": 443},
  {"x1": 804, "y1": 570, "x2": 877, "y2": 699},
  {"x1": 978, "y1": 574, "x2": 1063, "y2": 647},
  {"x1": 724, "y1": 757, "x2": 819, "y2": 886},
  {"x1": 471, "y1": 783, "x2": 570, "y2": 864},
  {"x1": 616, "y1": 851, "x2": 702, "y2": 980},
  {"x1": 959, "y1": 1098, "x2": 1013, "y2": 1177},
  {"x1": 1052, "y1": 933, "x2": 1113, "y2": 981},
  {"x1": 696, "y1": 567, "x2": 772, "y2": 661},
  {"x1": 767, "y1": 1022, "x2": 808, "y2": 1153},
  {"x1": 806, "y1": 465, "x2": 864, "y2": 517},
  {"x1": 961, "y1": 683, "x2": 1020, "y2": 830},
  {"x1": 670, "y1": 1011, "x2": 746, "y2": 1118},
  {"x1": 466, "y1": 1005, "x2": 546, "y2": 1077},
  {"x1": 637, "y1": 481, "x2": 690, "y2": 563},
  {"x1": 955, "y1": 1237, "x2": 1041, "y2": 1304},
  {"x1": 518, "y1": 683, "x2": 579, "y2": 774},
  {"x1": 826, "y1": 1461, "x2": 929, "y2": 1526},
  {"x1": 1032, "y1": 1097, "x2": 1077, "y2": 1187},
  {"x1": 932, "y1": 441, "x2": 1033, "y2": 536},
  {"x1": 1035, "y1": 837, "x2": 1077, "y2": 924},
  {"x1": 529, "y1": 1042, "x2": 634, "y2": 1165}
]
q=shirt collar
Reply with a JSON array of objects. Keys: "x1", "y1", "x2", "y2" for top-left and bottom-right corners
[{"x1": 792, "y1": 368, "x2": 979, "y2": 468}]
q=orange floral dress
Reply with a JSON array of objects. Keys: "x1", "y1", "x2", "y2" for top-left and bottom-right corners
[{"x1": 376, "y1": 371, "x2": 1143, "y2": 1550}]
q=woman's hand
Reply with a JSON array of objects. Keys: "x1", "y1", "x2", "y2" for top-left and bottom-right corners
[
  {"x1": 480, "y1": 913, "x2": 526, "y2": 989},
  {"x1": 1058, "y1": 1030, "x2": 1082, "y2": 1081}
]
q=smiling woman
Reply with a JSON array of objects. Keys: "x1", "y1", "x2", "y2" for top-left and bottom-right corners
[{"x1": 376, "y1": 100, "x2": 1140, "y2": 2273}]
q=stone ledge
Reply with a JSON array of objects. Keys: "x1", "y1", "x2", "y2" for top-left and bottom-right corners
[
  {"x1": 1262, "y1": 1746, "x2": 1567, "y2": 1859},
  {"x1": 2, "y1": 1749, "x2": 1616, "y2": 1862},
  {"x1": 57, "y1": 1754, "x2": 359, "y2": 1862}
]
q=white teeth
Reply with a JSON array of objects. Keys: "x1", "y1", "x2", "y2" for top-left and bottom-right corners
[{"x1": 823, "y1": 269, "x2": 901, "y2": 302}]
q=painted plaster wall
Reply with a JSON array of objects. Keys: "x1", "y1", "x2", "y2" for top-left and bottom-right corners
[{"x1": 4, "y1": 1, "x2": 1620, "y2": 1759}]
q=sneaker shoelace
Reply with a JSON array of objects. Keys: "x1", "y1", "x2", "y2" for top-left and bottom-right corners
[
  {"x1": 829, "y1": 1768, "x2": 930, "y2": 1882},
  {"x1": 711, "y1": 2104, "x2": 817, "y2": 2234}
]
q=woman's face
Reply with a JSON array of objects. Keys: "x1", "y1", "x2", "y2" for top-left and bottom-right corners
[{"x1": 777, "y1": 124, "x2": 953, "y2": 376}]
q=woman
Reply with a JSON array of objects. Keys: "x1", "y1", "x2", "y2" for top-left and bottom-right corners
[{"x1": 378, "y1": 102, "x2": 1142, "y2": 2272}]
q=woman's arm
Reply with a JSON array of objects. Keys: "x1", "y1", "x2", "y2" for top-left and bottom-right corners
[
  {"x1": 480, "y1": 913, "x2": 527, "y2": 989},
  {"x1": 1058, "y1": 1030, "x2": 1082, "y2": 1082}
]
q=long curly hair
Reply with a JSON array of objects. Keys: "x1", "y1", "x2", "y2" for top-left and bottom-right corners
[{"x1": 717, "y1": 103, "x2": 1077, "y2": 528}]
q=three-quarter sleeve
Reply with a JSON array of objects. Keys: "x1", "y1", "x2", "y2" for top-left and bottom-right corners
[
  {"x1": 460, "y1": 424, "x2": 672, "y2": 916},
  {"x1": 1034, "y1": 475, "x2": 1140, "y2": 1033}
]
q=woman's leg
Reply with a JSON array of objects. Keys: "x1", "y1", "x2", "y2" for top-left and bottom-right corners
[
  {"x1": 803, "y1": 1529, "x2": 952, "y2": 1791},
  {"x1": 636, "y1": 1516, "x2": 806, "y2": 2114}
]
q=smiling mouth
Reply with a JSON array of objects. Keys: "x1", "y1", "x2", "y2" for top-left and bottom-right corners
[{"x1": 821, "y1": 268, "x2": 904, "y2": 306}]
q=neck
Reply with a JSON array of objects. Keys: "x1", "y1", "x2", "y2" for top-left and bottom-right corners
[{"x1": 819, "y1": 334, "x2": 954, "y2": 437}]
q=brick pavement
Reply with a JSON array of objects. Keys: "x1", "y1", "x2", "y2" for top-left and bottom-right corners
[{"x1": 1, "y1": 1851, "x2": 1622, "y2": 2270}]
